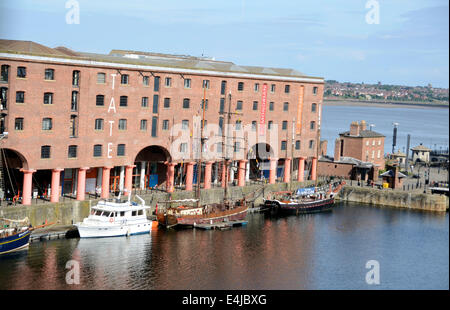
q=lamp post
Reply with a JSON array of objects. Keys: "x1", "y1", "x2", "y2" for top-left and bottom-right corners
[{"x1": 392, "y1": 122, "x2": 399, "y2": 154}]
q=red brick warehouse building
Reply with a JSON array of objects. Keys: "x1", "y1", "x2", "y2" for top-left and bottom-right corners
[{"x1": 0, "y1": 39, "x2": 325, "y2": 205}]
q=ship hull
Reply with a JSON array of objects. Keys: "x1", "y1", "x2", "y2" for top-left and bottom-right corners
[
  {"x1": 264, "y1": 198, "x2": 335, "y2": 215},
  {"x1": 0, "y1": 229, "x2": 31, "y2": 255}
]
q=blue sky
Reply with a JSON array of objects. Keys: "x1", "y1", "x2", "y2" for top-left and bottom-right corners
[{"x1": 0, "y1": 0, "x2": 448, "y2": 88}]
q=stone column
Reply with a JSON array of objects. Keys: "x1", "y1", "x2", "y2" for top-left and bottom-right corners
[
  {"x1": 185, "y1": 162, "x2": 195, "y2": 191},
  {"x1": 245, "y1": 161, "x2": 250, "y2": 182},
  {"x1": 124, "y1": 165, "x2": 136, "y2": 195},
  {"x1": 50, "y1": 168, "x2": 63, "y2": 203},
  {"x1": 204, "y1": 161, "x2": 213, "y2": 189},
  {"x1": 311, "y1": 157, "x2": 318, "y2": 181},
  {"x1": 20, "y1": 169, "x2": 36, "y2": 205},
  {"x1": 298, "y1": 157, "x2": 306, "y2": 182},
  {"x1": 101, "y1": 167, "x2": 112, "y2": 199},
  {"x1": 140, "y1": 161, "x2": 146, "y2": 189},
  {"x1": 119, "y1": 166, "x2": 125, "y2": 191},
  {"x1": 269, "y1": 158, "x2": 278, "y2": 184},
  {"x1": 165, "y1": 162, "x2": 176, "y2": 193},
  {"x1": 238, "y1": 160, "x2": 247, "y2": 187},
  {"x1": 76, "y1": 167, "x2": 89, "y2": 201},
  {"x1": 283, "y1": 158, "x2": 291, "y2": 183}
]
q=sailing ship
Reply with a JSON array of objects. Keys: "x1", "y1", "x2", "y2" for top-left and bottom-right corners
[
  {"x1": 0, "y1": 217, "x2": 32, "y2": 255},
  {"x1": 157, "y1": 87, "x2": 249, "y2": 228},
  {"x1": 262, "y1": 180, "x2": 346, "y2": 215}
]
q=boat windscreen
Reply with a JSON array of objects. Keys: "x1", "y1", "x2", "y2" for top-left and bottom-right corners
[
  {"x1": 102, "y1": 211, "x2": 111, "y2": 217},
  {"x1": 94, "y1": 210, "x2": 102, "y2": 216}
]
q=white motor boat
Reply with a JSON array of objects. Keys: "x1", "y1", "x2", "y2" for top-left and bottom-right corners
[{"x1": 75, "y1": 194, "x2": 153, "y2": 238}]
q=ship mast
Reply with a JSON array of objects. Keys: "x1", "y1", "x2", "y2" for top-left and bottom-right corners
[
  {"x1": 314, "y1": 101, "x2": 322, "y2": 188},
  {"x1": 195, "y1": 83, "x2": 207, "y2": 207}
]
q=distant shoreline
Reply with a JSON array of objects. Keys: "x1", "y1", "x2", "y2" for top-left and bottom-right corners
[{"x1": 323, "y1": 99, "x2": 449, "y2": 109}]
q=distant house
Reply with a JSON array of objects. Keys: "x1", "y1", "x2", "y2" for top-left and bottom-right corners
[
  {"x1": 411, "y1": 144, "x2": 431, "y2": 164},
  {"x1": 380, "y1": 165, "x2": 406, "y2": 189},
  {"x1": 390, "y1": 150, "x2": 406, "y2": 166}
]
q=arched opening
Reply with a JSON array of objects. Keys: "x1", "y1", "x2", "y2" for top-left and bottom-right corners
[
  {"x1": 247, "y1": 143, "x2": 274, "y2": 180},
  {"x1": 134, "y1": 145, "x2": 172, "y2": 189},
  {"x1": 0, "y1": 148, "x2": 27, "y2": 202}
]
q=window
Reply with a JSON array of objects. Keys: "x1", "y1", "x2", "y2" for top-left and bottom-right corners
[
  {"x1": 372, "y1": 150, "x2": 375, "y2": 159},
  {"x1": 68, "y1": 145, "x2": 77, "y2": 158},
  {"x1": 143, "y1": 76, "x2": 149, "y2": 86},
  {"x1": 183, "y1": 98, "x2": 190, "y2": 109},
  {"x1": 217, "y1": 142, "x2": 223, "y2": 154},
  {"x1": 221, "y1": 81, "x2": 226, "y2": 95},
  {"x1": 42, "y1": 118, "x2": 52, "y2": 130},
  {"x1": 311, "y1": 103, "x2": 317, "y2": 112},
  {"x1": 16, "y1": 91, "x2": 24, "y2": 103},
  {"x1": 162, "y1": 119, "x2": 169, "y2": 130},
  {"x1": 15, "y1": 118, "x2": 24, "y2": 130},
  {"x1": 184, "y1": 78, "x2": 191, "y2": 89},
  {"x1": 201, "y1": 99, "x2": 208, "y2": 110},
  {"x1": 378, "y1": 140, "x2": 381, "y2": 145},
  {"x1": 97, "y1": 72, "x2": 106, "y2": 84},
  {"x1": 71, "y1": 91, "x2": 78, "y2": 111},
  {"x1": 310, "y1": 121, "x2": 315, "y2": 130},
  {"x1": 285, "y1": 85, "x2": 290, "y2": 93},
  {"x1": 219, "y1": 117, "x2": 224, "y2": 135},
  {"x1": 17, "y1": 67, "x2": 26, "y2": 78},
  {"x1": 372, "y1": 140, "x2": 375, "y2": 146},
  {"x1": 151, "y1": 116, "x2": 158, "y2": 137},
  {"x1": 270, "y1": 84, "x2": 276, "y2": 93},
  {"x1": 154, "y1": 76, "x2": 160, "y2": 91},
  {"x1": 309, "y1": 140, "x2": 314, "y2": 149},
  {"x1": 164, "y1": 97, "x2": 170, "y2": 108},
  {"x1": 254, "y1": 83, "x2": 259, "y2": 92},
  {"x1": 251, "y1": 121, "x2": 257, "y2": 131},
  {"x1": 119, "y1": 96, "x2": 128, "y2": 107},
  {"x1": 180, "y1": 143, "x2": 188, "y2": 153},
  {"x1": 282, "y1": 121, "x2": 288, "y2": 130},
  {"x1": 295, "y1": 140, "x2": 301, "y2": 150},
  {"x1": 121, "y1": 74, "x2": 129, "y2": 85},
  {"x1": 281, "y1": 141, "x2": 287, "y2": 151},
  {"x1": 252, "y1": 101, "x2": 258, "y2": 110},
  {"x1": 43, "y1": 93, "x2": 53, "y2": 105},
  {"x1": 237, "y1": 82, "x2": 244, "y2": 91},
  {"x1": 70, "y1": 115, "x2": 77, "y2": 137},
  {"x1": 313, "y1": 86, "x2": 318, "y2": 95},
  {"x1": 118, "y1": 119, "x2": 127, "y2": 130},
  {"x1": 0, "y1": 87, "x2": 6, "y2": 109},
  {"x1": 141, "y1": 97, "x2": 148, "y2": 108},
  {"x1": 41, "y1": 146, "x2": 51, "y2": 159},
  {"x1": 1, "y1": 65, "x2": 9, "y2": 82},
  {"x1": 377, "y1": 150, "x2": 381, "y2": 158},
  {"x1": 182, "y1": 120, "x2": 189, "y2": 130},
  {"x1": 72, "y1": 70, "x2": 80, "y2": 86},
  {"x1": 234, "y1": 142, "x2": 240, "y2": 153},
  {"x1": 140, "y1": 119, "x2": 147, "y2": 130},
  {"x1": 202, "y1": 80, "x2": 210, "y2": 89},
  {"x1": 236, "y1": 100, "x2": 243, "y2": 110},
  {"x1": 366, "y1": 141, "x2": 369, "y2": 146},
  {"x1": 269, "y1": 102, "x2": 274, "y2": 111},
  {"x1": 117, "y1": 144, "x2": 126, "y2": 156},
  {"x1": 44, "y1": 68, "x2": 54, "y2": 80},
  {"x1": 153, "y1": 94, "x2": 159, "y2": 113},
  {"x1": 268, "y1": 121, "x2": 273, "y2": 130},
  {"x1": 219, "y1": 98, "x2": 225, "y2": 113},
  {"x1": 283, "y1": 102, "x2": 289, "y2": 111},
  {"x1": 165, "y1": 77, "x2": 172, "y2": 87},
  {"x1": 95, "y1": 119, "x2": 104, "y2": 130},
  {"x1": 96, "y1": 94, "x2": 104, "y2": 106},
  {"x1": 235, "y1": 120, "x2": 242, "y2": 130},
  {"x1": 93, "y1": 144, "x2": 102, "y2": 157}
]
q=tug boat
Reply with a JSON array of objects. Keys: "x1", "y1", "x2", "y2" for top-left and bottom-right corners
[
  {"x1": 263, "y1": 181, "x2": 346, "y2": 215},
  {"x1": 75, "y1": 194, "x2": 152, "y2": 238},
  {"x1": 0, "y1": 217, "x2": 31, "y2": 255}
]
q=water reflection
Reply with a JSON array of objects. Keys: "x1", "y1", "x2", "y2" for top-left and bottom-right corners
[{"x1": 0, "y1": 203, "x2": 448, "y2": 290}]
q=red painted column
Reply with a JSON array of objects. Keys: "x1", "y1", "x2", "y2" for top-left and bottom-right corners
[
  {"x1": 269, "y1": 158, "x2": 278, "y2": 184},
  {"x1": 165, "y1": 162, "x2": 176, "y2": 193},
  {"x1": 124, "y1": 165, "x2": 136, "y2": 196},
  {"x1": 101, "y1": 167, "x2": 112, "y2": 199},
  {"x1": 238, "y1": 160, "x2": 247, "y2": 187},
  {"x1": 50, "y1": 168, "x2": 63, "y2": 203},
  {"x1": 185, "y1": 162, "x2": 195, "y2": 191},
  {"x1": 311, "y1": 157, "x2": 318, "y2": 181},
  {"x1": 76, "y1": 167, "x2": 89, "y2": 201},
  {"x1": 283, "y1": 158, "x2": 291, "y2": 183},
  {"x1": 298, "y1": 157, "x2": 306, "y2": 182},
  {"x1": 204, "y1": 161, "x2": 213, "y2": 189},
  {"x1": 20, "y1": 169, "x2": 36, "y2": 206}
]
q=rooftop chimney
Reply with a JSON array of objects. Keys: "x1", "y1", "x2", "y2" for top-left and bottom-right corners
[
  {"x1": 359, "y1": 120, "x2": 367, "y2": 131},
  {"x1": 350, "y1": 121, "x2": 360, "y2": 136}
]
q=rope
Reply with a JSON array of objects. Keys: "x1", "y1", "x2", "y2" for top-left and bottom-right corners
[{"x1": 1, "y1": 148, "x2": 17, "y2": 196}]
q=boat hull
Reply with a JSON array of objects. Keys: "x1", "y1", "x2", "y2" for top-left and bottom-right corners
[
  {"x1": 264, "y1": 198, "x2": 336, "y2": 215},
  {"x1": 75, "y1": 221, "x2": 152, "y2": 238},
  {"x1": 0, "y1": 229, "x2": 31, "y2": 255}
]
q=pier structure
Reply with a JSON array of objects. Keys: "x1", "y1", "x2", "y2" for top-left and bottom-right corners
[{"x1": 0, "y1": 39, "x2": 324, "y2": 205}]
